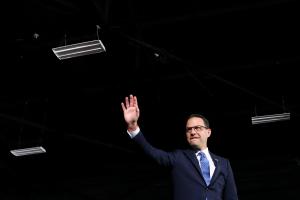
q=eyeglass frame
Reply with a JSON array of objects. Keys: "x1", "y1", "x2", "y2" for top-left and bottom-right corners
[{"x1": 186, "y1": 125, "x2": 209, "y2": 133}]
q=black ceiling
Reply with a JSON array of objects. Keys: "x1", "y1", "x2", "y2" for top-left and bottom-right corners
[{"x1": 1, "y1": 1, "x2": 299, "y2": 199}]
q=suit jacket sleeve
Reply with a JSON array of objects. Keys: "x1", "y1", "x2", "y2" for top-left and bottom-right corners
[{"x1": 132, "y1": 131, "x2": 177, "y2": 167}]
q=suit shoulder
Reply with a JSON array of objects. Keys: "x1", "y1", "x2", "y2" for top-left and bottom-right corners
[{"x1": 210, "y1": 152, "x2": 230, "y2": 162}]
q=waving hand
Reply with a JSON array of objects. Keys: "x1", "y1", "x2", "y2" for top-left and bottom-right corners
[{"x1": 121, "y1": 94, "x2": 140, "y2": 131}]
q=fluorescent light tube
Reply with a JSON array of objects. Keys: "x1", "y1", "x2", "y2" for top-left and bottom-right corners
[
  {"x1": 10, "y1": 146, "x2": 46, "y2": 156},
  {"x1": 52, "y1": 39, "x2": 106, "y2": 60},
  {"x1": 251, "y1": 112, "x2": 290, "y2": 125}
]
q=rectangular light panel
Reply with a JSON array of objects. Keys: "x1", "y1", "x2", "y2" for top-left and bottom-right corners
[
  {"x1": 251, "y1": 112, "x2": 290, "y2": 125},
  {"x1": 52, "y1": 39, "x2": 106, "y2": 60},
  {"x1": 10, "y1": 146, "x2": 46, "y2": 156}
]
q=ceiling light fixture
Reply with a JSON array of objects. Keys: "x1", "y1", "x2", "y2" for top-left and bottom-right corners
[
  {"x1": 52, "y1": 39, "x2": 105, "y2": 60},
  {"x1": 52, "y1": 25, "x2": 106, "y2": 60},
  {"x1": 10, "y1": 146, "x2": 46, "y2": 157},
  {"x1": 251, "y1": 96, "x2": 291, "y2": 125},
  {"x1": 251, "y1": 112, "x2": 290, "y2": 125}
]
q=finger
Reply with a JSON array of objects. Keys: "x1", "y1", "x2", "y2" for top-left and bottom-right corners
[
  {"x1": 129, "y1": 94, "x2": 134, "y2": 107},
  {"x1": 125, "y1": 96, "x2": 129, "y2": 108},
  {"x1": 121, "y1": 102, "x2": 126, "y2": 112},
  {"x1": 134, "y1": 96, "x2": 139, "y2": 108}
]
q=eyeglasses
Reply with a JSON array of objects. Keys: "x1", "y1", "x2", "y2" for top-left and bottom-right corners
[{"x1": 186, "y1": 125, "x2": 208, "y2": 133}]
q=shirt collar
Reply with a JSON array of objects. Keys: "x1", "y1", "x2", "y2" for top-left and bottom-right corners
[{"x1": 196, "y1": 148, "x2": 209, "y2": 157}]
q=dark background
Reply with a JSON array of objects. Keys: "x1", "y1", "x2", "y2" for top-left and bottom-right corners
[{"x1": 1, "y1": 0, "x2": 299, "y2": 199}]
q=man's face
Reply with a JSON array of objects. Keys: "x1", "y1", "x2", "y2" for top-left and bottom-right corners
[{"x1": 186, "y1": 117, "x2": 211, "y2": 150}]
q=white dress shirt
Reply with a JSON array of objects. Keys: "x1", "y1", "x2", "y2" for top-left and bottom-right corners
[{"x1": 196, "y1": 148, "x2": 216, "y2": 179}]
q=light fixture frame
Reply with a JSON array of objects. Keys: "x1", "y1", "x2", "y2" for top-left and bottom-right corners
[
  {"x1": 251, "y1": 112, "x2": 290, "y2": 125},
  {"x1": 10, "y1": 146, "x2": 46, "y2": 157},
  {"x1": 52, "y1": 39, "x2": 106, "y2": 60}
]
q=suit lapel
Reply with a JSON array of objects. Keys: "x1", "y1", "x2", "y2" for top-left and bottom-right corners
[
  {"x1": 184, "y1": 150, "x2": 207, "y2": 187},
  {"x1": 209, "y1": 152, "x2": 221, "y2": 185}
]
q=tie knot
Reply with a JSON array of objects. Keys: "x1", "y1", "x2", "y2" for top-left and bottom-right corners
[{"x1": 199, "y1": 152, "x2": 206, "y2": 160}]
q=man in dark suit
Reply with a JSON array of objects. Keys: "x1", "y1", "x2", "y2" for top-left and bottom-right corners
[{"x1": 121, "y1": 94, "x2": 238, "y2": 200}]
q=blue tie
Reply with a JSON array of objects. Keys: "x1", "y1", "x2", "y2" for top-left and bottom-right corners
[{"x1": 199, "y1": 152, "x2": 210, "y2": 185}]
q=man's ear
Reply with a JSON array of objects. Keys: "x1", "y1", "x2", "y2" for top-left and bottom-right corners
[{"x1": 207, "y1": 129, "x2": 212, "y2": 137}]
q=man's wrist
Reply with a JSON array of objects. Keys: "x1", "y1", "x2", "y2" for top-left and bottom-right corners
[
  {"x1": 127, "y1": 122, "x2": 138, "y2": 132},
  {"x1": 127, "y1": 126, "x2": 140, "y2": 138}
]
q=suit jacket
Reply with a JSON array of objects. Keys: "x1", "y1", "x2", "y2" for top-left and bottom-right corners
[{"x1": 133, "y1": 132, "x2": 238, "y2": 200}]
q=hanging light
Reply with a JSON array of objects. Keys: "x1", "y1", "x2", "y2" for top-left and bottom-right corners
[
  {"x1": 251, "y1": 112, "x2": 290, "y2": 125},
  {"x1": 52, "y1": 39, "x2": 106, "y2": 60},
  {"x1": 10, "y1": 146, "x2": 46, "y2": 157},
  {"x1": 52, "y1": 25, "x2": 106, "y2": 60}
]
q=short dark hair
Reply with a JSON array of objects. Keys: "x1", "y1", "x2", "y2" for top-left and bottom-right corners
[{"x1": 186, "y1": 114, "x2": 210, "y2": 128}]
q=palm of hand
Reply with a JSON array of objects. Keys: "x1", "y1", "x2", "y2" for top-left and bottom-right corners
[{"x1": 124, "y1": 107, "x2": 139, "y2": 123}]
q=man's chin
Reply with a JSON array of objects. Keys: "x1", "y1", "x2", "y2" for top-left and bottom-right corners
[{"x1": 190, "y1": 143, "x2": 200, "y2": 150}]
